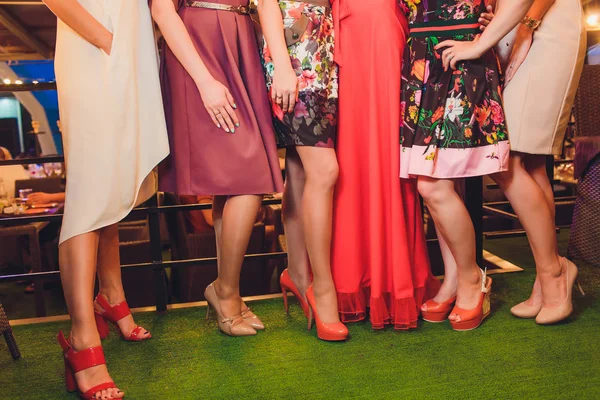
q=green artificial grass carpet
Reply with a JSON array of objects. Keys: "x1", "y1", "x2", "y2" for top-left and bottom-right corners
[{"x1": 1, "y1": 232, "x2": 599, "y2": 399}]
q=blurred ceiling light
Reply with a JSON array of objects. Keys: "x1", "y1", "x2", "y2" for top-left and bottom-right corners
[
  {"x1": 32, "y1": 80, "x2": 39, "y2": 84},
  {"x1": 14, "y1": 80, "x2": 23, "y2": 85},
  {"x1": 587, "y1": 14, "x2": 600, "y2": 30},
  {"x1": 2, "y1": 78, "x2": 11, "y2": 84}
]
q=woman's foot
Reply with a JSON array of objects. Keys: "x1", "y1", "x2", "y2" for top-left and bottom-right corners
[
  {"x1": 449, "y1": 267, "x2": 484, "y2": 323},
  {"x1": 537, "y1": 256, "x2": 567, "y2": 308},
  {"x1": 240, "y1": 300, "x2": 264, "y2": 330},
  {"x1": 511, "y1": 277, "x2": 543, "y2": 318},
  {"x1": 94, "y1": 293, "x2": 151, "y2": 340},
  {"x1": 205, "y1": 282, "x2": 256, "y2": 336},
  {"x1": 69, "y1": 333, "x2": 124, "y2": 399},
  {"x1": 311, "y1": 279, "x2": 340, "y2": 324},
  {"x1": 422, "y1": 276, "x2": 457, "y2": 313}
]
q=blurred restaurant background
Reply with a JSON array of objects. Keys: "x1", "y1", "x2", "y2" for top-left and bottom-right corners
[{"x1": 0, "y1": 0, "x2": 599, "y2": 321}]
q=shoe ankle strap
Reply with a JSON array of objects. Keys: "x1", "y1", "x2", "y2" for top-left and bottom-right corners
[{"x1": 95, "y1": 294, "x2": 131, "y2": 322}]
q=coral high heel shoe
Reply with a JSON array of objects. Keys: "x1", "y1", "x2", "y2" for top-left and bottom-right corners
[
  {"x1": 204, "y1": 283, "x2": 256, "y2": 337},
  {"x1": 306, "y1": 285, "x2": 348, "y2": 342},
  {"x1": 450, "y1": 269, "x2": 492, "y2": 331},
  {"x1": 57, "y1": 331, "x2": 123, "y2": 399},
  {"x1": 280, "y1": 269, "x2": 310, "y2": 319},
  {"x1": 93, "y1": 294, "x2": 150, "y2": 342},
  {"x1": 536, "y1": 258, "x2": 583, "y2": 325},
  {"x1": 421, "y1": 296, "x2": 457, "y2": 323}
]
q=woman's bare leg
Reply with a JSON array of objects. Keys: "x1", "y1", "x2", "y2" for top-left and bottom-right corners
[
  {"x1": 423, "y1": 227, "x2": 458, "y2": 310},
  {"x1": 492, "y1": 154, "x2": 565, "y2": 307},
  {"x1": 282, "y1": 147, "x2": 311, "y2": 298},
  {"x1": 417, "y1": 177, "x2": 481, "y2": 321},
  {"x1": 59, "y1": 232, "x2": 124, "y2": 399},
  {"x1": 295, "y1": 146, "x2": 339, "y2": 324},
  {"x1": 525, "y1": 154, "x2": 556, "y2": 219},
  {"x1": 95, "y1": 223, "x2": 150, "y2": 339},
  {"x1": 213, "y1": 195, "x2": 263, "y2": 318}
]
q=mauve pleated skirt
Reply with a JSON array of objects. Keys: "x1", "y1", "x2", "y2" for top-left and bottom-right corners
[{"x1": 158, "y1": 0, "x2": 284, "y2": 195}]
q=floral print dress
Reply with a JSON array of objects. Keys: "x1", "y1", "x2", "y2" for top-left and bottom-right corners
[
  {"x1": 261, "y1": 1, "x2": 337, "y2": 148},
  {"x1": 399, "y1": 0, "x2": 510, "y2": 179}
]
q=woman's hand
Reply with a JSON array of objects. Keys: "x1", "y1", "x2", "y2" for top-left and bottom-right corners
[
  {"x1": 479, "y1": 5, "x2": 494, "y2": 31},
  {"x1": 505, "y1": 25, "x2": 534, "y2": 84},
  {"x1": 271, "y1": 66, "x2": 298, "y2": 113},
  {"x1": 27, "y1": 192, "x2": 52, "y2": 205},
  {"x1": 435, "y1": 37, "x2": 486, "y2": 71},
  {"x1": 197, "y1": 79, "x2": 240, "y2": 133}
]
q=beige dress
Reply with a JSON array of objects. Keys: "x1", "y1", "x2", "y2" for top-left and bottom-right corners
[
  {"x1": 502, "y1": 0, "x2": 586, "y2": 155},
  {"x1": 54, "y1": 0, "x2": 169, "y2": 244}
]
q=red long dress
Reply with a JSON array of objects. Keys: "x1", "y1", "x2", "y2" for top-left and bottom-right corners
[{"x1": 331, "y1": 0, "x2": 440, "y2": 330}]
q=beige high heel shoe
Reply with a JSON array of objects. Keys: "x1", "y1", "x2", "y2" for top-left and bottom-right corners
[
  {"x1": 241, "y1": 305, "x2": 265, "y2": 330},
  {"x1": 204, "y1": 283, "x2": 256, "y2": 336},
  {"x1": 536, "y1": 258, "x2": 585, "y2": 325},
  {"x1": 511, "y1": 278, "x2": 542, "y2": 319}
]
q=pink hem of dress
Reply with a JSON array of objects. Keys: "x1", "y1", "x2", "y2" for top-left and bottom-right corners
[{"x1": 400, "y1": 141, "x2": 511, "y2": 179}]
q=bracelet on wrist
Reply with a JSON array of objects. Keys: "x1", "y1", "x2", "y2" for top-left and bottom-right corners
[{"x1": 521, "y1": 15, "x2": 542, "y2": 30}]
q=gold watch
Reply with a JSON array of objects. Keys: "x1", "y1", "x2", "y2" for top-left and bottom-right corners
[{"x1": 521, "y1": 15, "x2": 542, "y2": 30}]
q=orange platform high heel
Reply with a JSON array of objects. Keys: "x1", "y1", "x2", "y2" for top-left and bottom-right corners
[
  {"x1": 280, "y1": 269, "x2": 310, "y2": 319},
  {"x1": 94, "y1": 294, "x2": 151, "y2": 342},
  {"x1": 450, "y1": 269, "x2": 492, "y2": 331},
  {"x1": 57, "y1": 331, "x2": 123, "y2": 399},
  {"x1": 421, "y1": 296, "x2": 457, "y2": 323},
  {"x1": 306, "y1": 285, "x2": 348, "y2": 341}
]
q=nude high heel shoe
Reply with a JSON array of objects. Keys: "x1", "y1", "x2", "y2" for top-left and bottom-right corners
[
  {"x1": 536, "y1": 258, "x2": 584, "y2": 325},
  {"x1": 241, "y1": 305, "x2": 265, "y2": 330},
  {"x1": 204, "y1": 282, "x2": 256, "y2": 337},
  {"x1": 511, "y1": 278, "x2": 542, "y2": 319}
]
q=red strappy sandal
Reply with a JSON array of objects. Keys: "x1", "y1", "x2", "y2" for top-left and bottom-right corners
[
  {"x1": 94, "y1": 294, "x2": 151, "y2": 342},
  {"x1": 57, "y1": 331, "x2": 123, "y2": 399}
]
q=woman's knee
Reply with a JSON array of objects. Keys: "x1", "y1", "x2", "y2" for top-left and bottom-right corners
[{"x1": 417, "y1": 178, "x2": 451, "y2": 207}]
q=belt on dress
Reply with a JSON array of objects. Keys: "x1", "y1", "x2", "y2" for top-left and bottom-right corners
[
  {"x1": 185, "y1": 1, "x2": 252, "y2": 15},
  {"x1": 409, "y1": 19, "x2": 481, "y2": 38}
]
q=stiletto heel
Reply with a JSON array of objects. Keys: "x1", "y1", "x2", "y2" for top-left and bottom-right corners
[
  {"x1": 305, "y1": 286, "x2": 348, "y2": 341},
  {"x1": 205, "y1": 304, "x2": 211, "y2": 320},
  {"x1": 57, "y1": 331, "x2": 123, "y2": 399},
  {"x1": 575, "y1": 280, "x2": 585, "y2": 297},
  {"x1": 94, "y1": 293, "x2": 150, "y2": 342},
  {"x1": 280, "y1": 269, "x2": 310, "y2": 318},
  {"x1": 450, "y1": 269, "x2": 492, "y2": 331},
  {"x1": 204, "y1": 282, "x2": 257, "y2": 336},
  {"x1": 94, "y1": 312, "x2": 110, "y2": 340},
  {"x1": 536, "y1": 258, "x2": 580, "y2": 325},
  {"x1": 282, "y1": 286, "x2": 289, "y2": 313}
]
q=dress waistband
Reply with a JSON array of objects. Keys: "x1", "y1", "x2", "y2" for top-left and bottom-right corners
[
  {"x1": 409, "y1": 18, "x2": 481, "y2": 38},
  {"x1": 185, "y1": 1, "x2": 252, "y2": 15},
  {"x1": 300, "y1": 0, "x2": 331, "y2": 8}
]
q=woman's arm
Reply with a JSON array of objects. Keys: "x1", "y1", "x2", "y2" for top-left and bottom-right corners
[
  {"x1": 258, "y1": 0, "x2": 298, "y2": 113},
  {"x1": 436, "y1": 0, "x2": 535, "y2": 70},
  {"x1": 151, "y1": 0, "x2": 239, "y2": 132},
  {"x1": 42, "y1": 0, "x2": 112, "y2": 54},
  {"x1": 504, "y1": 0, "x2": 556, "y2": 82}
]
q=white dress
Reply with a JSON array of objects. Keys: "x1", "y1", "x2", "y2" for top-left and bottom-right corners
[
  {"x1": 54, "y1": 0, "x2": 169, "y2": 244},
  {"x1": 501, "y1": 0, "x2": 586, "y2": 155}
]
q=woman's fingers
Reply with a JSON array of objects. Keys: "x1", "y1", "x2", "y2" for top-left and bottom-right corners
[
  {"x1": 442, "y1": 48, "x2": 453, "y2": 70},
  {"x1": 225, "y1": 89, "x2": 237, "y2": 109},
  {"x1": 214, "y1": 109, "x2": 229, "y2": 132},
  {"x1": 288, "y1": 92, "x2": 296, "y2": 113},
  {"x1": 219, "y1": 106, "x2": 236, "y2": 133},
  {"x1": 434, "y1": 40, "x2": 455, "y2": 51},
  {"x1": 208, "y1": 109, "x2": 221, "y2": 129},
  {"x1": 281, "y1": 91, "x2": 289, "y2": 111},
  {"x1": 224, "y1": 104, "x2": 239, "y2": 128}
]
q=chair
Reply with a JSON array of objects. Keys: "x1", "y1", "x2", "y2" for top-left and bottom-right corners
[
  {"x1": 0, "y1": 303, "x2": 20, "y2": 360},
  {"x1": 568, "y1": 65, "x2": 600, "y2": 267}
]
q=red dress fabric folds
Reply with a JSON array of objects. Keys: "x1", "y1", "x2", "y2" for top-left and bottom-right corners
[{"x1": 331, "y1": 0, "x2": 440, "y2": 330}]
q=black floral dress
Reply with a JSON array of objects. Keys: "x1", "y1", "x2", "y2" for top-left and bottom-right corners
[
  {"x1": 399, "y1": 0, "x2": 510, "y2": 179},
  {"x1": 261, "y1": 1, "x2": 337, "y2": 148}
]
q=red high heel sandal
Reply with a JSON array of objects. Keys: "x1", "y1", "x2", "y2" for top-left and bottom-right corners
[
  {"x1": 421, "y1": 296, "x2": 457, "y2": 323},
  {"x1": 280, "y1": 269, "x2": 310, "y2": 319},
  {"x1": 306, "y1": 285, "x2": 348, "y2": 342},
  {"x1": 450, "y1": 270, "x2": 492, "y2": 331},
  {"x1": 94, "y1": 294, "x2": 151, "y2": 341},
  {"x1": 57, "y1": 331, "x2": 123, "y2": 399}
]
